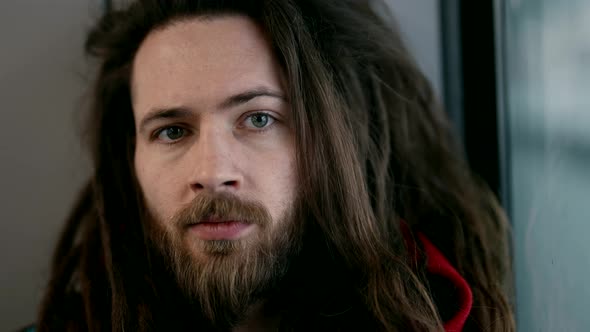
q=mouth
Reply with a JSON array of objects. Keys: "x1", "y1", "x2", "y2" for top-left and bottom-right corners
[{"x1": 188, "y1": 218, "x2": 254, "y2": 241}]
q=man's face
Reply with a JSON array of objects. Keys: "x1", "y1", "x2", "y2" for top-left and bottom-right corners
[{"x1": 131, "y1": 15, "x2": 298, "y2": 318}]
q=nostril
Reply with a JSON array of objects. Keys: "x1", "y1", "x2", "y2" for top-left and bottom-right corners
[
  {"x1": 190, "y1": 180, "x2": 239, "y2": 192},
  {"x1": 223, "y1": 180, "x2": 238, "y2": 188}
]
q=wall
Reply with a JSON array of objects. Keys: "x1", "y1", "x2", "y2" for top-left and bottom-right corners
[
  {"x1": 386, "y1": 0, "x2": 443, "y2": 97},
  {"x1": 0, "y1": 0, "x2": 97, "y2": 329}
]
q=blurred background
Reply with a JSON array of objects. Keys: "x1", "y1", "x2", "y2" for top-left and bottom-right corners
[{"x1": 1, "y1": 0, "x2": 588, "y2": 330}]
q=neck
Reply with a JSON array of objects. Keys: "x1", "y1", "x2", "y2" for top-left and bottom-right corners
[{"x1": 232, "y1": 300, "x2": 281, "y2": 332}]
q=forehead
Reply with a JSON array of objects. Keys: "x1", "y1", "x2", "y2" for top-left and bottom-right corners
[{"x1": 131, "y1": 15, "x2": 284, "y2": 116}]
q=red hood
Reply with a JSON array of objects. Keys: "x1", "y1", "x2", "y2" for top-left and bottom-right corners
[{"x1": 402, "y1": 223, "x2": 473, "y2": 332}]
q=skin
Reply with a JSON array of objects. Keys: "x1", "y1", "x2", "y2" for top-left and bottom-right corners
[
  {"x1": 132, "y1": 16, "x2": 296, "y2": 239},
  {"x1": 131, "y1": 16, "x2": 297, "y2": 329}
]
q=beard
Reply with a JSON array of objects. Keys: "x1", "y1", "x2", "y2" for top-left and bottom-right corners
[{"x1": 146, "y1": 192, "x2": 302, "y2": 328}]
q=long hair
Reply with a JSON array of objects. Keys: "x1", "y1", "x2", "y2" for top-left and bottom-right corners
[{"x1": 38, "y1": 0, "x2": 514, "y2": 331}]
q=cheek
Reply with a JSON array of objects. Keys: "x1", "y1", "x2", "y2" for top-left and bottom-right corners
[
  {"x1": 259, "y1": 150, "x2": 297, "y2": 222},
  {"x1": 135, "y1": 147, "x2": 156, "y2": 192},
  {"x1": 134, "y1": 147, "x2": 179, "y2": 221}
]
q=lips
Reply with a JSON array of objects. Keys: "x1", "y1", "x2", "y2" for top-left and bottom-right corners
[
  {"x1": 197, "y1": 217, "x2": 239, "y2": 224},
  {"x1": 189, "y1": 219, "x2": 253, "y2": 240}
]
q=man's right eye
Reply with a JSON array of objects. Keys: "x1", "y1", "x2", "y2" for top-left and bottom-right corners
[{"x1": 155, "y1": 126, "x2": 186, "y2": 143}]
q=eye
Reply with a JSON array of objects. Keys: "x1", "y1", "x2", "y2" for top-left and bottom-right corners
[
  {"x1": 155, "y1": 126, "x2": 186, "y2": 143},
  {"x1": 243, "y1": 112, "x2": 275, "y2": 129}
]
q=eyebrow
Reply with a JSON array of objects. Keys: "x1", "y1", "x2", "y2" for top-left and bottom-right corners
[
  {"x1": 138, "y1": 87, "x2": 287, "y2": 133},
  {"x1": 218, "y1": 87, "x2": 286, "y2": 110}
]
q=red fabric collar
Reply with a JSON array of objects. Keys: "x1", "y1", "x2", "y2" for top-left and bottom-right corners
[
  {"x1": 417, "y1": 233, "x2": 472, "y2": 332},
  {"x1": 401, "y1": 222, "x2": 473, "y2": 332}
]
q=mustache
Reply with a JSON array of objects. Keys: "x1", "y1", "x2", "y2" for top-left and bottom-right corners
[{"x1": 171, "y1": 193, "x2": 272, "y2": 229}]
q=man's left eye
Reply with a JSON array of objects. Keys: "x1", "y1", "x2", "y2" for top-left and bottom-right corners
[{"x1": 244, "y1": 113, "x2": 275, "y2": 129}]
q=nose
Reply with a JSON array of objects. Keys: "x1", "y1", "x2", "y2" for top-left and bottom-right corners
[{"x1": 188, "y1": 127, "x2": 242, "y2": 194}]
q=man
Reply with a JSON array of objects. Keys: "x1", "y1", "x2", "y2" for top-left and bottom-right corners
[{"x1": 35, "y1": 0, "x2": 514, "y2": 331}]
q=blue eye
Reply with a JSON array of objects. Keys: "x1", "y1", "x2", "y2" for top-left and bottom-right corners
[
  {"x1": 245, "y1": 113, "x2": 275, "y2": 129},
  {"x1": 157, "y1": 126, "x2": 185, "y2": 142}
]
